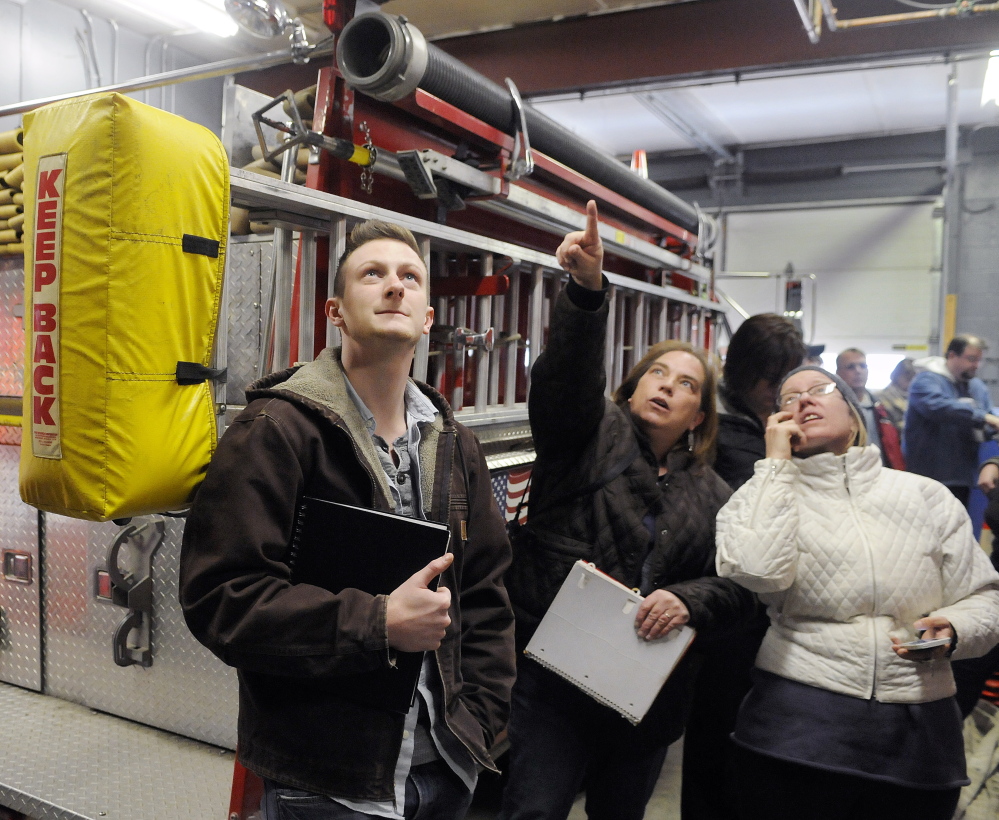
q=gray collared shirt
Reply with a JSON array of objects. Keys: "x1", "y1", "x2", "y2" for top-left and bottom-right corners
[
  {"x1": 344, "y1": 377, "x2": 437, "y2": 520},
  {"x1": 337, "y1": 377, "x2": 476, "y2": 818}
]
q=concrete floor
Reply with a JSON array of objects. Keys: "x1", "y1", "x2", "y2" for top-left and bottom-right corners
[{"x1": 468, "y1": 737, "x2": 682, "y2": 820}]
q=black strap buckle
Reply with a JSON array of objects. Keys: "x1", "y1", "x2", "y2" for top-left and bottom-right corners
[{"x1": 176, "y1": 361, "x2": 227, "y2": 385}]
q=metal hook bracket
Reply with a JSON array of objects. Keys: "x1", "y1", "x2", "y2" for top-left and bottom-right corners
[
  {"x1": 252, "y1": 89, "x2": 312, "y2": 168},
  {"x1": 106, "y1": 517, "x2": 166, "y2": 668},
  {"x1": 505, "y1": 78, "x2": 534, "y2": 182}
]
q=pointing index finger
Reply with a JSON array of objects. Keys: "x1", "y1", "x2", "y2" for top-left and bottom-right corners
[{"x1": 583, "y1": 200, "x2": 600, "y2": 244}]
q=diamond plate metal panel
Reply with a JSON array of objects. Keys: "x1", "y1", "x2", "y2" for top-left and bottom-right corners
[
  {"x1": 222, "y1": 82, "x2": 285, "y2": 171},
  {"x1": 0, "y1": 440, "x2": 41, "y2": 691},
  {"x1": 225, "y1": 236, "x2": 272, "y2": 407},
  {"x1": 0, "y1": 255, "x2": 24, "y2": 396},
  {"x1": 43, "y1": 513, "x2": 238, "y2": 750},
  {"x1": 0, "y1": 681, "x2": 235, "y2": 820}
]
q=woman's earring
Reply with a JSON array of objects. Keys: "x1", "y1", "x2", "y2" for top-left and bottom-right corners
[{"x1": 687, "y1": 430, "x2": 695, "y2": 452}]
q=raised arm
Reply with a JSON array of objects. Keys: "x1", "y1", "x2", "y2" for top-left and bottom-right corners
[
  {"x1": 716, "y1": 406, "x2": 805, "y2": 592},
  {"x1": 715, "y1": 458, "x2": 801, "y2": 593},
  {"x1": 528, "y1": 201, "x2": 611, "y2": 457},
  {"x1": 556, "y1": 199, "x2": 604, "y2": 290}
]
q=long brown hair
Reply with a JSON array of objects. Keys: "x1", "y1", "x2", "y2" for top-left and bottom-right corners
[{"x1": 613, "y1": 341, "x2": 719, "y2": 463}]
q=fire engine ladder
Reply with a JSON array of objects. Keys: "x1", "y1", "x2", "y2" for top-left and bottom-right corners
[
  {"x1": 0, "y1": 169, "x2": 724, "y2": 820},
  {"x1": 224, "y1": 167, "x2": 725, "y2": 470}
]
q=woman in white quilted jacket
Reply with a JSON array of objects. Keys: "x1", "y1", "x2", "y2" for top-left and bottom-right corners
[{"x1": 715, "y1": 364, "x2": 999, "y2": 820}]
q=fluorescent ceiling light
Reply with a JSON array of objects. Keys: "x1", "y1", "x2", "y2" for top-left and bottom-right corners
[
  {"x1": 113, "y1": 0, "x2": 238, "y2": 37},
  {"x1": 983, "y1": 50, "x2": 999, "y2": 107}
]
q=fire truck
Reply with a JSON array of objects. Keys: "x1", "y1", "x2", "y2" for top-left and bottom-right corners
[{"x1": 0, "y1": 5, "x2": 724, "y2": 818}]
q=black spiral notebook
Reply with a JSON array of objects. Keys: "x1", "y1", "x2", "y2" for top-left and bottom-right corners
[{"x1": 289, "y1": 496, "x2": 452, "y2": 713}]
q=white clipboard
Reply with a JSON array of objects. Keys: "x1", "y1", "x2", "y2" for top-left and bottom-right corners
[{"x1": 525, "y1": 560, "x2": 695, "y2": 724}]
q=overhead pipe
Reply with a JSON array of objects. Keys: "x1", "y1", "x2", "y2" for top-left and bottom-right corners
[
  {"x1": 0, "y1": 42, "x2": 333, "y2": 120},
  {"x1": 818, "y1": 0, "x2": 838, "y2": 31},
  {"x1": 822, "y1": 0, "x2": 999, "y2": 30},
  {"x1": 109, "y1": 19, "x2": 119, "y2": 84},
  {"x1": 937, "y1": 59, "x2": 960, "y2": 355},
  {"x1": 143, "y1": 34, "x2": 164, "y2": 105},
  {"x1": 75, "y1": 29, "x2": 93, "y2": 89},
  {"x1": 162, "y1": 39, "x2": 172, "y2": 111},
  {"x1": 790, "y1": 0, "x2": 820, "y2": 44},
  {"x1": 336, "y1": 12, "x2": 701, "y2": 236},
  {"x1": 80, "y1": 10, "x2": 103, "y2": 87}
]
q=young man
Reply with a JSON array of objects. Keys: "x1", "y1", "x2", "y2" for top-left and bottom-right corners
[
  {"x1": 713, "y1": 314, "x2": 806, "y2": 492},
  {"x1": 180, "y1": 220, "x2": 516, "y2": 820},
  {"x1": 835, "y1": 348, "x2": 883, "y2": 461}
]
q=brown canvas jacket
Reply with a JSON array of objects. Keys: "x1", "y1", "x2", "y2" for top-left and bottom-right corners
[{"x1": 179, "y1": 347, "x2": 515, "y2": 801}]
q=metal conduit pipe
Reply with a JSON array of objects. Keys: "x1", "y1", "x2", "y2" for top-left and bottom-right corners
[
  {"x1": 833, "y1": 2, "x2": 999, "y2": 29},
  {"x1": 0, "y1": 43, "x2": 333, "y2": 119},
  {"x1": 144, "y1": 34, "x2": 164, "y2": 106},
  {"x1": 110, "y1": 19, "x2": 119, "y2": 85},
  {"x1": 336, "y1": 12, "x2": 701, "y2": 236},
  {"x1": 161, "y1": 39, "x2": 169, "y2": 110},
  {"x1": 80, "y1": 10, "x2": 102, "y2": 88}
]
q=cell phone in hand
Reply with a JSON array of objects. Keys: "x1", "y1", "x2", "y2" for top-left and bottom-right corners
[{"x1": 898, "y1": 637, "x2": 950, "y2": 651}]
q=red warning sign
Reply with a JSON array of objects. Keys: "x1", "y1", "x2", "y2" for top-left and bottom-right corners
[{"x1": 30, "y1": 153, "x2": 66, "y2": 459}]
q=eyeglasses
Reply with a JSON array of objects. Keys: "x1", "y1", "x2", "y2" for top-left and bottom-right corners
[
  {"x1": 777, "y1": 382, "x2": 839, "y2": 409},
  {"x1": 840, "y1": 362, "x2": 868, "y2": 371}
]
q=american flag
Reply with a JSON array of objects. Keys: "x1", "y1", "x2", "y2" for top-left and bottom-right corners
[{"x1": 490, "y1": 466, "x2": 532, "y2": 523}]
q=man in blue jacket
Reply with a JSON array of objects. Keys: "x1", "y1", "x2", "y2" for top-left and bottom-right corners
[{"x1": 904, "y1": 334, "x2": 999, "y2": 507}]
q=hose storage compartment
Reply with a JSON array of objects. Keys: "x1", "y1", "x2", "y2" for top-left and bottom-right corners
[{"x1": 19, "y1": 92, "x2": 228, "y2": 521}]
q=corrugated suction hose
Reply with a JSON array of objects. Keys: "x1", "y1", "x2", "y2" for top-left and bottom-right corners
[{"x1": 336, "y1": 12, "x2": 700, "y2": 236}]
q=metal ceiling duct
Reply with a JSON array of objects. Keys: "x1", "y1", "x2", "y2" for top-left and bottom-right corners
[{"x1": 336, "y1": 12, "x2": 701, "y2": 236}]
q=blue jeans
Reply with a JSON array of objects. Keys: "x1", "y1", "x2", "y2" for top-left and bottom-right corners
[
  {"x1": 499, "y1": 657, "x2": 670, "y2": 820},
  {"x1": 262, "y1": 760, "x2": 473, "y2": 820}
]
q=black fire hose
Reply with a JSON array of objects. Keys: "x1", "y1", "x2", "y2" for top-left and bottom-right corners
[{"x1": 336, "y1": 12, "x2": 701, "y2": 237}]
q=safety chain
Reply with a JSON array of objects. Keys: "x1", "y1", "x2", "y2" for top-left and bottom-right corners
[{"x1": 359, "y1": 121, "x2": 375, "y2": 195}]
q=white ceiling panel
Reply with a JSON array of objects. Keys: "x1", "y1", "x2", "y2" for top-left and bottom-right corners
[
  {"x1": 531, "y1": 56, "x2": 999, "y2": 157},
  {"x1": 528, "y1": 95, "x2": 687, "y2": 154}
]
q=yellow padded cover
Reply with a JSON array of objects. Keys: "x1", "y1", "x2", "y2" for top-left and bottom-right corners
[{"x1": 19, "y1": 93, "x2": 228, "y2": 521}]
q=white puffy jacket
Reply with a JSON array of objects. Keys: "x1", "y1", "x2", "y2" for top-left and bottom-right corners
[{"x1": 716, "y1": 445, "x2": 999, "y2": 703}]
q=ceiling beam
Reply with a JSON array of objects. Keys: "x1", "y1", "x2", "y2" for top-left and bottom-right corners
[
  {"x1": 434, "y1": 0, "x2": 999, "y2": 95},
  {"x1": 636, "y1": 92, "x2": 735, "y2": 162}
]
